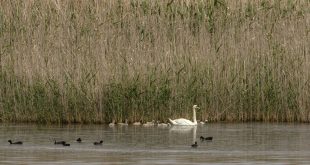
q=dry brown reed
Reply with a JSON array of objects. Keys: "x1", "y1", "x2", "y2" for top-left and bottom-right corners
[{"x1": 0, "y1": 0, "x2": 309, "y2": 124}]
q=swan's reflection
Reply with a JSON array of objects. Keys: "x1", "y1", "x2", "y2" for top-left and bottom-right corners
[{"x1": 169, "y1": 126, "x2": 197, "y2": 143}]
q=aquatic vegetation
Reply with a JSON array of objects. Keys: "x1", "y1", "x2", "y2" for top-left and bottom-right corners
[{"x1": 0, "y1": 0, "x2": 309, "y2": 123}]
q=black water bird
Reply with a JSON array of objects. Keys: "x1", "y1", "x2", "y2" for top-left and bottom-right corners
[
  {"x1": 93, "y1": 140, "x2": 103, "y2": 145},
  {"x1": 76, "y1": 138, "x2": 82, "y2": 143},
  {"x1": 205, "y1": 136, "x2": 213, "y2": 140},
  {"x1": 200, "y1": 136, "x2": 213, "y2": 141},
  {"x1": 191, "y1": 141, "x2": 198, "y2": 148},
  {"x1": 54, "y1": 140, "x2": 66, "y2": 145},
  {"x1": 8, "y1": 140, "x2": 23, "y2": 145},
  {"x1": 62, "y1": 141, "x2": 70, "y2": 146},
  {"x1": 200, "y1": 136, "x2": 205, "y2": 141}
]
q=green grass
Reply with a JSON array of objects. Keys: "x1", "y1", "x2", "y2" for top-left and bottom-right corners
[{"x1": 0, "y1": 0, "x2": 309, "y2": 124}]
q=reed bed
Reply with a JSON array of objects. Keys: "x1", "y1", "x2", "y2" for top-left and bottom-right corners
[{"x1": 0, "y1": 0, "x2": 309, "y2": 124}]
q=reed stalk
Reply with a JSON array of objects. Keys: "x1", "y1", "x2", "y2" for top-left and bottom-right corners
[{"x1": 0, "y1": 0, "x2": 309, "y2": 123}]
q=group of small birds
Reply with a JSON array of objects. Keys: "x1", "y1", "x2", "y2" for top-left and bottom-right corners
[
  {"x1": 8, "y1": 138, "x2": 103, "y2": 147},
  {"x1": 8, "y1": 136, "x2": 212, "y2": 148},
  {"x1": 191, "y1": 136, "x2": 213, "y2": 148}
]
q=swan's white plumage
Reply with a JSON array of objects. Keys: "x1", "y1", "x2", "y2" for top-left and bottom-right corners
[
  {"x1": 169, "y1": 118, "x2": 196, "y2": 126},
  {"x1": 168, "y1": 105, "x2": 200, "y2": 126}
]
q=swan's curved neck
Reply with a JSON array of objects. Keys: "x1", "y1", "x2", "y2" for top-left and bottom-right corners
[{"x1": 193, "y1": 108, "x2": 197, "y2": 124}]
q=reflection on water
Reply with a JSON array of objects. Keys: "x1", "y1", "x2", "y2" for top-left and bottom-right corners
[
  {"x1": 169, "y1": 126, "x2": 197, "y2": 144},
  {"x1": 0, "y1": 123, "x2": 310, "y2": 165}
]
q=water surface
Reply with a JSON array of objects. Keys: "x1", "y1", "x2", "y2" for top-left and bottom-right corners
[{"x1": 0, "y1": 123, "x2": 309, "y2": 164}]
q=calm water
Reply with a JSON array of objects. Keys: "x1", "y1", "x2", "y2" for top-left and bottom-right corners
[{"x1": 0, "y1": 123, "x2": 309, "y2": 165}]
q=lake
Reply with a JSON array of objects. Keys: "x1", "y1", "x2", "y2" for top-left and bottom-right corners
[{"x1": 0, "y1": 123, "x2": 309, "y2": 165}]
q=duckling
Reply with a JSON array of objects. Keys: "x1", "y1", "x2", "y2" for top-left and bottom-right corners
[
  {"x1": 132, "y1": 122, "x2": 141, "y2": 126},
  {"x1": 93, "y1": 140, "x2": 103, "y2": 145},
  {"x1": 8, "y1": 140, "x2": 23, "y2": 145},
  {"x1": 54, "y1": 140, "x2": 66, "y2": 145},
  {"x1": 62, "y1": 141, "x2": 70, "y2": 146},
  {"x1": 157, "y1": 121, "x2": 169, "y2": 127},
  {"x1": 191, "y1": 141, "x2": 198, "y2": 148},
  {"x1": 200, "y1": 119, "x2": 209, "y2": 125},
  {"x1": 109, "y1": 120, "x2": 115, "y2": 127},
  {"x1": 76, "y1": 138, "x2": 82, "y2": 143},
  {"x1": 143, "y1": 120, "x2": 155, "y2": 127}
]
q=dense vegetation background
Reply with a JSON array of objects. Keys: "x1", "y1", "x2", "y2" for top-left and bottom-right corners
[{"x1": 0, "y1": 0, "x2": 309, "y2": 124}]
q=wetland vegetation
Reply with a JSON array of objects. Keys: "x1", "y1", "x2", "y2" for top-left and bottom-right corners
[{"x1": 0, "y1": 0, "x2": 309, "y2": 124}]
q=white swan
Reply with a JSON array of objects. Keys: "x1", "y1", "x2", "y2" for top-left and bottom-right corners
[{"x1": 168, "y1": 105, "x2": 200, "y2": 126}]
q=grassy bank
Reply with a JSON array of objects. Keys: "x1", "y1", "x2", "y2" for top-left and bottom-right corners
[{"x1": 0, "y1": 0, "x2": 309, "y2": 124}]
